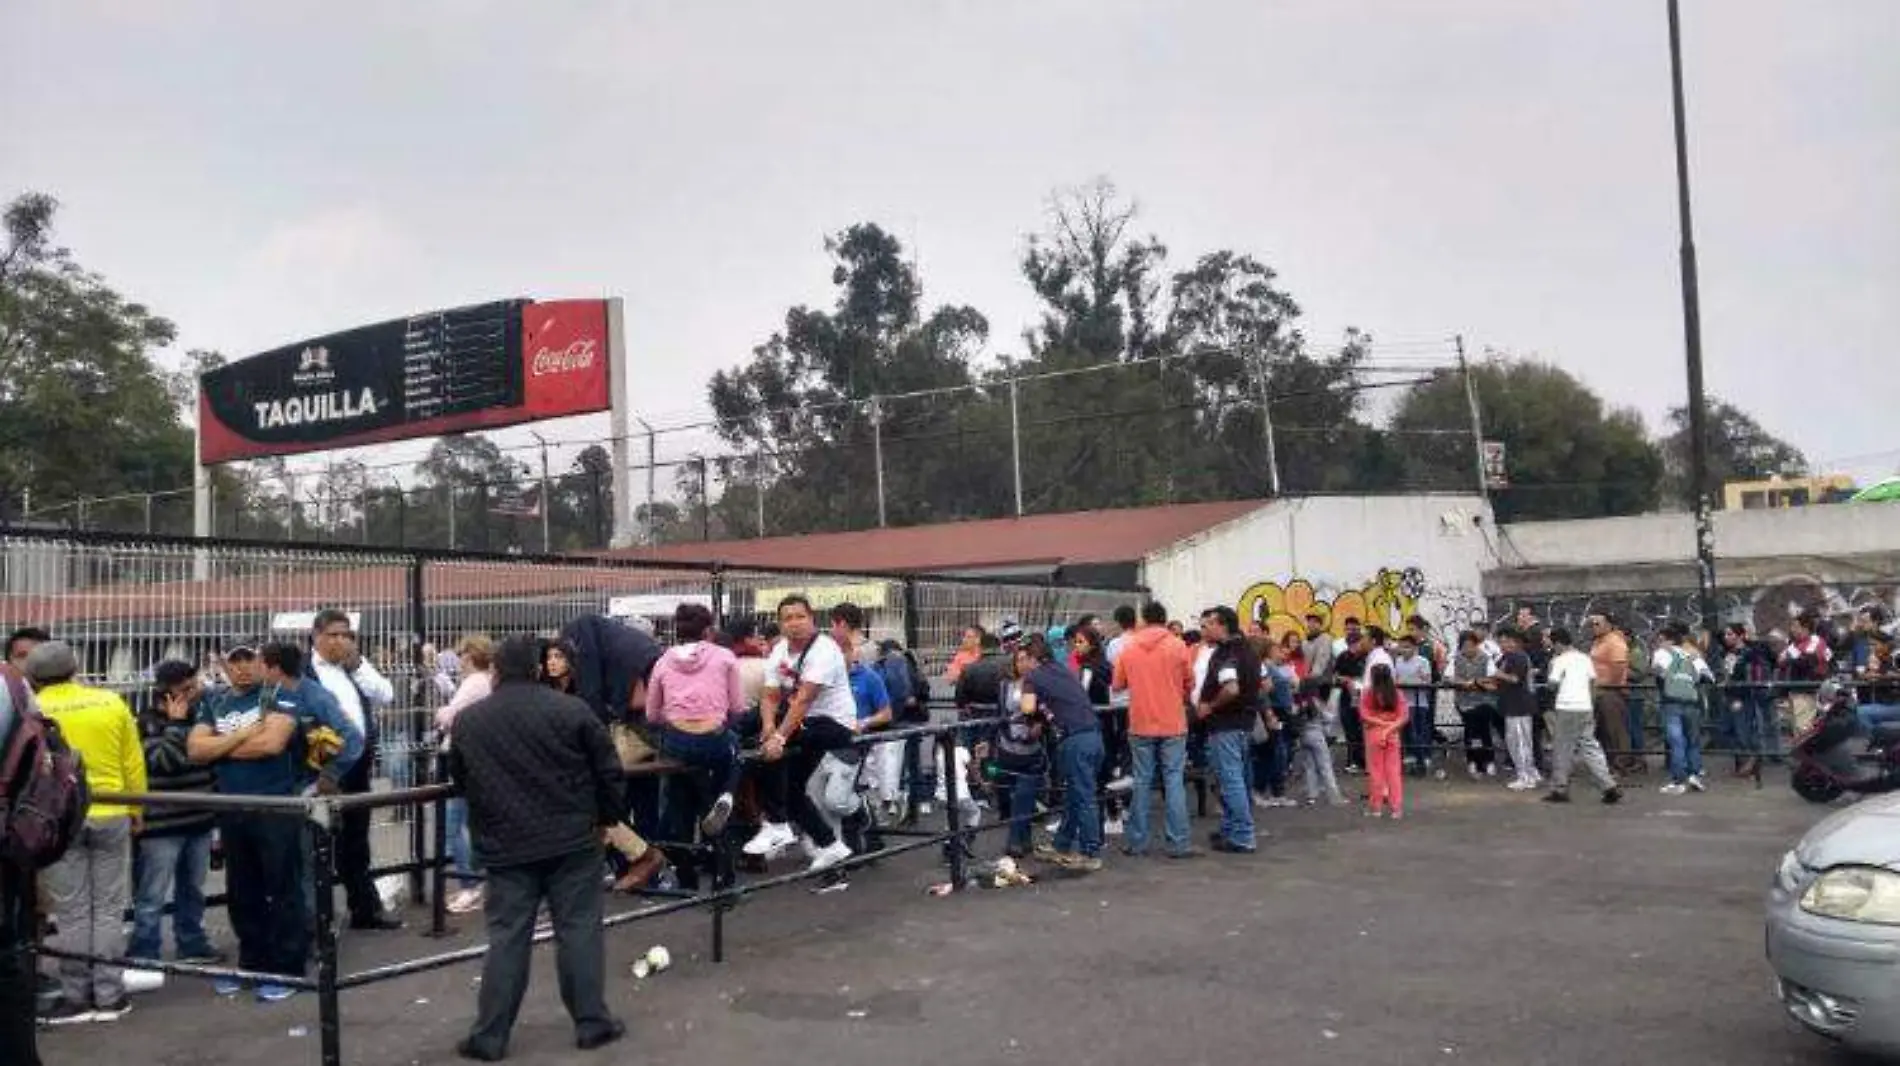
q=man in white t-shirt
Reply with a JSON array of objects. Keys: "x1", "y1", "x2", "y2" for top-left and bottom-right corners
[
  {"x1": 1542, "y1": 627, "x2": 1621, "y2": 805},
  {"x1": 751, "y1": 595, "x2": 858, "y2": 871}
]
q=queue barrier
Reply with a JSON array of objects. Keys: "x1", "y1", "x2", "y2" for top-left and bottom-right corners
[
  {"x1": 47, "y1": 711, "x2": 1024, "y2": 1066},
  {"x1": 38, "y1": 676, "x2": 1894, "y2": 1063}
]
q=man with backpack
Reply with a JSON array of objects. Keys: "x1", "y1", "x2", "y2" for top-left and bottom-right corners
[
  {"x1": 26, "y1": 641, "x2": 146, "y2": 1025},
  {"x1": 1652, "y1": 623, "x2": 1713, "y2": 797}
]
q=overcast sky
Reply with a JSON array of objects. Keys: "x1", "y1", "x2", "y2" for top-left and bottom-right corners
[{"x1": 3, "y1": 0, "x2": 1895, "y2": 490}]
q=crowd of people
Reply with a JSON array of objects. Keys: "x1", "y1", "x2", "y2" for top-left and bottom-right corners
[{"x1": 1, "y1": 595, "x2": 1897, "y2": 1064}]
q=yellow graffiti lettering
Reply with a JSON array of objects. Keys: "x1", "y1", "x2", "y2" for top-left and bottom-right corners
[{"x1": 1236, "y1": 568, "x2": 1421, "y2": 642}]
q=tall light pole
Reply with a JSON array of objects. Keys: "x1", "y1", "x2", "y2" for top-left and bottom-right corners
[
  {"x1": 529, "y1": 430, "x2": 553, "y2": 552},
  {"x1": 1667, "y1": 0, "x2": 1719, "y2": 636}
]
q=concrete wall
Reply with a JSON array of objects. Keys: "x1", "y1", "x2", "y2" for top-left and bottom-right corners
[
  {"x1": 1141, "y1": 494, "x2": 1499, "y2": 640},
  {"x1": 1497, "y1": 504, "x2": 1900, "y2": 568},
  {"x1": 1486, "y1": 503, "x2": 1900, "y2": 640}
]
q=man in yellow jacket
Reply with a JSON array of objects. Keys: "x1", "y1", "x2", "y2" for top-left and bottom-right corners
[{"x1": 25, "y1": 641, "x2": 145, "y2": 1026}]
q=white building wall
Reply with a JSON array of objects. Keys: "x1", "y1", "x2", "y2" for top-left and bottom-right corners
[
  {"x1": 1497, "y1": 504, "x2": 1900, "y2": 569},
  {"x1": 1140, "y1": 494, "x2": 1499, "y2": 640}
]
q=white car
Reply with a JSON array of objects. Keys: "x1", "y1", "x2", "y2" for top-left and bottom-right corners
[{"x1": 1766, "y1": 792, "x2": 1900, "y2": 1057}]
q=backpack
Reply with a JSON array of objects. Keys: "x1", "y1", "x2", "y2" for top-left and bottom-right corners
[
  {"x1": 880, "y1": 651, "x2": 929, "y2": 724},
  {"x1": 0, "y1": 669, "x2": 90, "y2": 869},
  {"x1": 1659, "y1": 649, "x2": 1702, "y2": 704}
]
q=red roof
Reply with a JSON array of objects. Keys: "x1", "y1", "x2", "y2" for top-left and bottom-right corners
[{"x1": 613, "y1": 499, "x2": 1268, "y2": 573}]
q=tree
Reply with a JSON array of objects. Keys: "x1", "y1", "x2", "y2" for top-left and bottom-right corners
[
  {"x1": 0, "y1": 192, "x2": 194, "y2": 524},
  {"x1": 1660, "y1": 398, "x2": 1806, "y2": 508},
  {"x1": 1009, "y1": 181, "x2": 1178, "y2": 512},
  {"x1": 1388, "y1": 355, "x2": 1664, "y2": 521},
  {"x1": 1164, "y1": 251, "x2": 1381, "y2": 495},
  {"x1": 707, "y1": 223, "x2": 992, "y2": 534},
  {"x1": 413, "y1": 436, "x2": 531, "y2": 550}
]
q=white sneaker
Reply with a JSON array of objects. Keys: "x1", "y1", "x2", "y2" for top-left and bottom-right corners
[
  {"x1": 742, "y1": 822, "x2": 797, "y2": 857},
  {"x1": 447, "y1": 888, "x2": 485, "y2": 915},
  {"x1": 122, "y1": 969, "x2": 165, "y2": 995},
  {"x1": 1466, "y1": 763, "x2": 1481, "y2": 780},
  {"x1": 807, "y1": 840, "x2": 853, "y2": 872},
  {"x1": 917, "y1": 801, "x2": 934, "y2": 816},
  {"x1": 1659, "y1": 782, "x2": 1688, "y2": 796},
  {"x1": 1105, "y1": 774, "x2": 1135, "y2": 794},
  {"x1": 1506, "y1": 778, "x2": 1535, "y2": 791},
  {"x1": 1045, "y1": 817, "x2": 1063, "y2": 833},
  {"x1": 1103, "y1": 816, "x2": 1125, "y2": 837},
  {"x1": 1687, "y1": 775, "x2": 1707, "y2": 793},
  {"x1": 1252, "y1": 792, "x2": 1275, "y2": 810},
  {"x1": 1485, "y1": 764, "x2": 1498, "y2": 777}
]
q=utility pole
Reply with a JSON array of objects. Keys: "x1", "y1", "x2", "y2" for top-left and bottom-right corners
[
  {"x1": 1008, "y1": 377, "x2": 1024, "y2": 517},
  {"x1": 635, "y1": 416, "x2": 658, "y2": 546},
  {"x1": 870, "y1": 396, "x2": 889, "y2": 527},
  {"x1": 1667, "y1": 0, "x2": 1719, "y2": 636},
  {"x1": 530, "y1": 431, "x2": 552, "y2": 553},
  {"x1": 754, "y1": 445, "x2": 767, "y2": 538},
  {"x1": 696, "y1": 454, "x2": 711, "y2": 542},
  {"x1": 1456, "y1": 335, "x2": 1488, "y2": 498},
  {"x1": 1251, "y1": 348, "x2": 1282, "y2": 496}
]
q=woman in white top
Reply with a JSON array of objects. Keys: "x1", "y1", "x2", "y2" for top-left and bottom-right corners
[{"x1": 435, "y1": 635, "x2": 494, "y2": 914}]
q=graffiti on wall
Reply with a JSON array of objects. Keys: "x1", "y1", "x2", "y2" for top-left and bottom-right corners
[
  {"x1": 1492, "y1": 572, "x2": 1900, "y2": 643},
  {"x1": 1239, "y1": 567, "x2": 1485, "y2": 641}
]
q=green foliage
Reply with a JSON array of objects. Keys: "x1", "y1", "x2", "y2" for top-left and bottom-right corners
[
  {"x1": 0, "y1": 193, "x2": 189, "y2": 518},
  {"x1": 1661, "y1": 398, "x2": 1807, "y2": 507},
  {"x1": 1388, "y1": 357, "x2": 1664, "y2": 521}
]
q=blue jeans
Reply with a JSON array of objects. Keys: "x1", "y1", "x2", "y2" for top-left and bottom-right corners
[
  {"x1": 445, "y1": 798, "x2": 478, "y2": 888},
  {"x1": 1251, "y1": 732, "x2": 1290, "y2": 797},
  {"x1": 1729, "y1": 690, "x2": 1773, "y2": 756},
  {"x1": 1858, "y1": 704, "x2": 1900, "y2": 732},
  {"x1": 999, "y1": 759, "x2": 1045, "y2": 855},
  {"x1": 128, "y1": 830, "x2": 214, "y2": 961},
  {"x1": 1626, "y1": 696, "x2": 1648, "y2": 759},
  {"x1": 1051, "y1": 731, "x2": 1105, "y2": 858},
  {"x1": 1126, "y1": 735, "x2": 1189, "y2": 855},
  {"x1": 1206, "y1": 730, "x2": 1257, "y2": 850},
  {"x1": 1662, "y1": 700, "x2": 1705, "y2": 783},
  {"x1": 1405, "y1": 697, "x2": 1434, "y2": 769}
]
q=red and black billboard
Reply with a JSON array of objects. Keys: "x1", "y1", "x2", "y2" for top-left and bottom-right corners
[{"x1": 198, "y1": 298, "x2": 611, "y2": 464}]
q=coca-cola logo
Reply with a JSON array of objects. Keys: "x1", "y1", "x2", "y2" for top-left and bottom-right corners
[{"x1": 531, "y1": 338, "x2": 598, "y2": 376}]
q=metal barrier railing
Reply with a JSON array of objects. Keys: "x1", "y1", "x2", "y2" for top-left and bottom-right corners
[
  {"x1": 32, "y1": 675, "x2": 1895, "y2": 1063},
  {"x1": 43, "y1": 711, "x2": 1021, "y2": 1066}
]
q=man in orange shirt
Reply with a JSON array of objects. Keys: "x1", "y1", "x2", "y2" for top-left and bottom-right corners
[
  {"x1": 1588, "y1": 613, "x2": 1641, "y2": 775},
  {"x1": 1111, "y1": 601, "x2": 1194, "y2": 858}
]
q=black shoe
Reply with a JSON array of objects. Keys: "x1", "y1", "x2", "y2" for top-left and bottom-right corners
[
  {"x1": 1164, "y1": 847, "x2": 1201, "y2": 860},
  {"x1": 177, "y1": 948, "x2": 229, "y2": 965},
  {"x1": 456, "y1": 1037, "x2": 506, "y2": 1061},
  {"x1": 90, "y1": 999, "x2": 132, "y2": 1022},
  {"x1": 1541, "y1": 790, "x2": 1571, "y2": 804},
  {"x1": 39, "y1": 998, "x2": 93, "y2": 1027},
  {"x1": 351, "y1": 912, "x2": 405, "y2": 932},
  {"x1": 575, "y1": 1019, "x2": 626, "y2": 1051},
  {"x1": 1210, "y1": 837, "x2": 1256, "y2": 854},
  {"x1": 1206, "y1": 830, "x2": 1225, "y2": 847},
  {"x1": 1601, "y1": 787, "x2": 1623, "y2": 805},
  {"x1": 1118, "y1": 845, "x2": 1148, "y2": 858}
]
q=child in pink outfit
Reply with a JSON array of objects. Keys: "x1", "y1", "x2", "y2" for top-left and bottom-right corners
[{"x1": 1360, "y1": 663, "x2": 1411, "y2": 819}]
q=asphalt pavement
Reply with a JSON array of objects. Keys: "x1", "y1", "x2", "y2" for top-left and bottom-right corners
[{"x1": 37, "y1": 770, "x2": 1874, "y2": 1066}]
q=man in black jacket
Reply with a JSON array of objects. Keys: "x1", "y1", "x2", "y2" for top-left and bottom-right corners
[
  {"x1": 127, "y1": 661, "x2": 223, "y2": 968},
  {"x1": 1195, "y1": 607, "x2": 1262, "y2": 854},
  {"x1": 448, "y1": 636, "x2": 625, "y2": 1061}
]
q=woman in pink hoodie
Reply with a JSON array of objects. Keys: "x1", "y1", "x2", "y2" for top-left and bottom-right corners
[
  {"x1": 1360, "y1": 663, "x2": 1411, "y2": 819},
  {"x1": 649, "y1": 602, "x2": 747, "y2": 844}
]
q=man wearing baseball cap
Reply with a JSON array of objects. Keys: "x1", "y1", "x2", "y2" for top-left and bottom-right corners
[
  {"x1": 27, "y1": 641, "x2": 147, "y2": 1025},
  {"x1": 186, "y1": 638, "x2": 305, "y2": 1003}
]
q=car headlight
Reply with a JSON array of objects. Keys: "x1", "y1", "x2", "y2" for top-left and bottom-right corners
[{"x1": 1799, "y1": 866, "x2": 1900, "y2": 925}]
